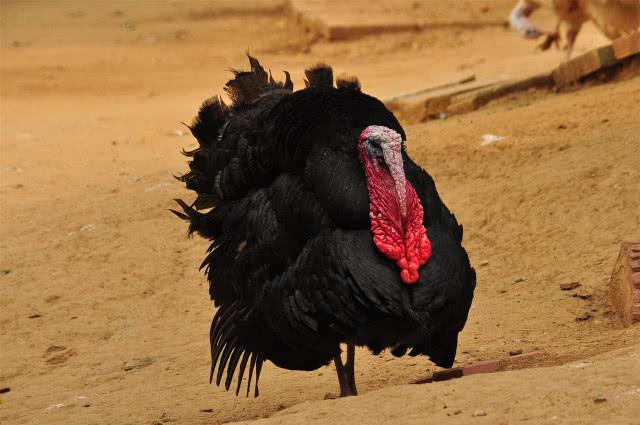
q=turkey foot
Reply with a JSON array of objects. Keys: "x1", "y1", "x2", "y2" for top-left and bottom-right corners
[{"x1": 334, "y1": 344, "x2": 357, "y2": 397}]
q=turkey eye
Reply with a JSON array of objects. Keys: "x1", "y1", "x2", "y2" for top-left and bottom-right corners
[{"x1": 365, "y1": 139, "x2": 384, "y2": 160}]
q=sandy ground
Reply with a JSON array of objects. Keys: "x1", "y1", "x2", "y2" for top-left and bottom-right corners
[{"x1": 1, "y1": 1, "x2": 639, "y2": 425}]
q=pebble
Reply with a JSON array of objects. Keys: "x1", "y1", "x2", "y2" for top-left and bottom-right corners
[
  {"x1": 513, "y1": 277, "x2": 528, "y2": 283},
  {"x1": 509, "y1": 348, "x2": 523, "y2": 356},
  {"x1": 447, "y1": 409, "x2": 462, "y2": 416},
  {"x1": 472, "y1": 410, "x2": 487, "y2": 417},
  {"x1": 594, "y1": 394, "x2": 607, "y2": 403},
  {"x1": 0, "y1": 387, "x2": 10, "y2": 394},
  {"x1": 479, "y1": 260, "x2": 489, "y2": 267},
  {"x1": 560, "y1": 281, "x2": 581, "y2": 290}
]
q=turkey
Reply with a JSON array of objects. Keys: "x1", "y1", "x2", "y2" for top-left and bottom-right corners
[{"x1": 172, "y1": 54, "x2": 476, "y2": 398}]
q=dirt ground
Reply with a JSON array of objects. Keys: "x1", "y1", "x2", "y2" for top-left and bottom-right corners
[{"x1": 1, "y1": 1, "x2": 639, "y2": 425}]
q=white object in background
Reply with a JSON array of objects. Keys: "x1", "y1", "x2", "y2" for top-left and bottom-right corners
[
  {"x1": 480, "y1": 134, "x2": 506, "y2": 146},
  {"x1": 509, "y1": 0, "x2": 543, "y2": 38}
]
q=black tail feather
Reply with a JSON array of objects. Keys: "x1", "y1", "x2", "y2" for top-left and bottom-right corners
[
  {"x1": 235, "y1": 350, "x2": 251, "y2": 396},
  {"x1": 207, "y1": 302, "x2": 265, "y2": 397},
  {"x1": 246, "y1": 353, "x2": 257, "y2": 397}
]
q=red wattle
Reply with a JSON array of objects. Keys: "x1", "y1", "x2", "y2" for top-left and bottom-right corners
[{"x1": 358, "y1": 139, "x2": 432, "y2": 284}]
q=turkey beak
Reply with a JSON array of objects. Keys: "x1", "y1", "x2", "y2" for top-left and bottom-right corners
[{"x1": 382, "y1": 141, "x2": 406, "y2": 218}]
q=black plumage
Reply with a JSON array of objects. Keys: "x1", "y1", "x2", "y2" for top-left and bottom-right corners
[{"x1": 173, "y1": 54, "x2": 476, "y2": 397}]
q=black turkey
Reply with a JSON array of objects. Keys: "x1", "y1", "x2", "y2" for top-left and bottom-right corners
[{"x1": 173, "y1": 54, "x2": 476, "y2": 397}]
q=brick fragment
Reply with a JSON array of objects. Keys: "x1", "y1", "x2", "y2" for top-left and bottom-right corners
[
  {"x1": 410, "y1": 351, "x2": 546, "y2": 385},
  {"x1": 432, "y1": 367, "x2": 464, "y2": 382}
]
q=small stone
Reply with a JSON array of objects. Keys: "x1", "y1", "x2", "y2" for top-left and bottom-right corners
[
  {"x1": 572, "y1": 293, "x2": 592, "y2": 300},
  {"x1": 560, "y1": 282, "x2": 581, "y2": 290},
  {"x1": 200, "y1": 408, "x2": 213, "y2": 413},
  {"x1": 81, "y1": 403, "x2": 91, "y2": 407},
  {"x1": 509, "y1": 348, "x2": 523, "y2": 356},
  {"x1": 513, "y1": 277, "x2": 528, "y2": 283},
  {"x1": 28, "y1": 314, "x2": 41, "y2": 319},
  {"x1": 447, "y1": 409, "x2": 462, "y2": 416},
  {"x1": 594, "y1": 394, "x2": 607, "y2": 403},
  {"x1": 0, "y1": 387, "x2": 10, "y2": 394},
  {"x1": 557, "y1": 124, "x2": 567, "y2": 129},
  {"x1": 472, "y1": 410, "x2": 487, "y2": 417},
  {"x1": 2, "y1": 269, "x2": 11, "y2": 275},
  {"x1": 479, "y1": 260, "x2": 489, "y2": 267}
]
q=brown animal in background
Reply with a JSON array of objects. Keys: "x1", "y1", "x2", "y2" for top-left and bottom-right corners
[{"x1": 510, "y1": 0, "x2": 640, "y2": 59}]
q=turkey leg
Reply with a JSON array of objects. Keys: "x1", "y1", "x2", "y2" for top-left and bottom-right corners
[{"x1": 334, "y1": 344, "x2": 357, "y2": 397}]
